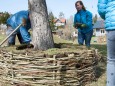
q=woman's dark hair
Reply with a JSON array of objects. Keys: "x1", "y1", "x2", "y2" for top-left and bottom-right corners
[{"x1": 75, "y1": 1, "x2": 86, "y2": 11}]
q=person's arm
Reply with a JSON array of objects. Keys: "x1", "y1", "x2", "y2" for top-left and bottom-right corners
[
  {"x1": 98, "y1": 0, "x2": 107, "y2": 20},
  {"x1": 19, "y1": 26, "x2": 31, "y2": 43},
  {"x1": 73, "y1": 14, "x2": 82, "y2": 28},
  {"x1": 83, "y1": 11, "x2": 92, "y2": 28}
]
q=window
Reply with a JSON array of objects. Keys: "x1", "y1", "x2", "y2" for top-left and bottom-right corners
[{"x1": 101, "y1": 29, "x2": 105, "y2": 33}]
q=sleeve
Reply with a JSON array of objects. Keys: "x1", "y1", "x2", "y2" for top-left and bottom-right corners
[
  {"x1": 19, "y1": 26, "x2": 31, "y2": 43},
  {"x1": 98, "y1": 0, "x2": 107, "y2": 20},
  {"x1": 16, "y1": 11, "x2": 29, "y2": 25},
  {"x1": 85, "y1": 11, "x2": 92, "y2": 27},
  {"x1": 6, "y1": 15, "x2": 18, "y2": 29}
]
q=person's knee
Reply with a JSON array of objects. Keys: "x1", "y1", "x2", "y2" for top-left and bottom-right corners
[
  {"x1": 8, "y1": 36, "x2": 15, "y2": 45},
  {"x1": 7, "y1": 33, "x2": 16, "y2": 45},
  {"x1": 8, "y1": 39, "x2": 15, "y2": 46}
]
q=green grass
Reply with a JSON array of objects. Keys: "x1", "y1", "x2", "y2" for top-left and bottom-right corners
[
  {"x1": 53, "y1": 35, "x2": 73, "y2": 44},
  {"x1": 0, "y1": 34, "x2": 6, "y2": 42},
  {"x1": 88, "y1": 44, "x2": 107, "y2": 86},
  {"x1": 91, "y1": 44, "x2": 107, "y2": 56}
]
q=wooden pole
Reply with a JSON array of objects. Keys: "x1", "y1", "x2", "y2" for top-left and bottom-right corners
[{"x1": 0, "y1": 24, "x2": 22, "y2": 46}]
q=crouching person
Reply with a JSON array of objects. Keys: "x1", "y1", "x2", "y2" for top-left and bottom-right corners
[{"x1": 6, "y1": 10, "x2": 33, "y2": 49}]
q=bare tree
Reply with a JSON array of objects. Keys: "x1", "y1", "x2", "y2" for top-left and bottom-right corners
[
  {"x1": 28, "y1": 0, "x2": 54, "y2": 50},
  {"x1": 59, "y1": 12, "x2": 65, "y2": 19}
]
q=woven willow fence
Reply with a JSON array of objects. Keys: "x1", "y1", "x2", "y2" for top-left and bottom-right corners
[{"x1": 0, "y1": 49, "x2": 100, "y2": 86}]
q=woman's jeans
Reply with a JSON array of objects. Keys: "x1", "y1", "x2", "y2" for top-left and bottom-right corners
[
  {"x1": 107, "y1": 30, "x2": 115, "y2": 86},
  {"x1": 78, "y1": 30, "x2": 93, "y2": 47}
]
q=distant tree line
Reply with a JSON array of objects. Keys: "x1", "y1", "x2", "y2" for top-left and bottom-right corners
[{"x1": 0, "y1": 12, "x2": 10, "y2": 24}]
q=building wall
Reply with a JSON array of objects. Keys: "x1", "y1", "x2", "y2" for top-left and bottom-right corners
[
  {"x1": 55, "y1": 20, "x2": 66, "y2": 27},
  {"x1": 94, "y1": 28, "x2": 106, "y2": 36},
  {"x1": 55, "y1": 22, "x2": 65, "y2": 27}
]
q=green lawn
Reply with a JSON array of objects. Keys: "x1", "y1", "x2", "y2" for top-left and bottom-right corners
[
  {"x1": 92, "y1": 44, "x2": 107, "y2": 56},
  {"x1": 88, "y1": 44, "x2": 107, "y2": 86},
  {"x1": 0, "y1": 34, "x2": 6, "y2": 42}
]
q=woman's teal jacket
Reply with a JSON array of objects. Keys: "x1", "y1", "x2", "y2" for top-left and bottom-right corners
[
  {"x1": 74, "y1": 10, "x2": 93, "y2": 33},
  {"x1": 98, "y1": 0, "x2": 115, "y2": 30}
]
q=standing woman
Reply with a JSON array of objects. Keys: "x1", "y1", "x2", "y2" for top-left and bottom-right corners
[
  {"x1": 74, "y1": 1, "x2": 93, "y2": 48},
  {"x1": 98, "y1": 0, "x2": 115, "y2": 86}
]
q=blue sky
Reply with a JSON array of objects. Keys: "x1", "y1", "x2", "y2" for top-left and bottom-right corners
[{"x1": 0, "y1": 0, "x2": 99, "y2": 18}]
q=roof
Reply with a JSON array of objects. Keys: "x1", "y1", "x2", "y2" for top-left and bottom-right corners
[
  {"x1": 54, "y1": 19, "x2": 58, "y2": 23},
  {"x1": 93, "y1": 20, "x2": 105, "y2": 29},
  {"x1": 54, "y1": 18, "x2": 66, "y2": 23},
  {"x1": 59, "y1": 18, "x2": 66, "y2": 23}
]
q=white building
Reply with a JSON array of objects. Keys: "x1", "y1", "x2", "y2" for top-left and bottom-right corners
[
  {"x1": 93, "y1": 20, "x2": 106, "y2": 36},
  {"x1": 54, "y1": 18, "x2": 66, "y2": 27}
]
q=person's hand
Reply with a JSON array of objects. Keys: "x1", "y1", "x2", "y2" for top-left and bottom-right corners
[
  {"x1": 73, "y1": 24, "x2": 77, "y2": 28},
  {"x1": 81, "y1": 24, "x2": 87, "y2": 28},
  {"x1": 74, "y1": 23, "x2": 82, "y2": 28},
  {"x1": 76, "y1": 23, "x2": 82, "y2": 27}
]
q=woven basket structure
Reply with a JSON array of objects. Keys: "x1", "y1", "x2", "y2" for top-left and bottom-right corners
[{"x1": 0, "y1": 49, "x2": 100, "y2": 86}]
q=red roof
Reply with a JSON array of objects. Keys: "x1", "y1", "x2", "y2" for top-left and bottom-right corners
[
  {"x1": 54, "y1": 19, "x2": 58, "y2": 23},
  {"x1": 54, "y1": 18, "x2": 66, "y2": 23},
  {"x1": 60, "y1": 18, "x2": 66, "y2": 23}
]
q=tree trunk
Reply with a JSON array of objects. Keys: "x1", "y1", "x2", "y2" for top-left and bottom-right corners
[{"x1": 28, "y1": 0, "x2": 54, "y2": 50}]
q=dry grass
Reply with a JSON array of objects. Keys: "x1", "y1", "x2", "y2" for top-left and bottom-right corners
[{"x1": 86, "y1": 73, "x2": 106, "y2": 86}]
